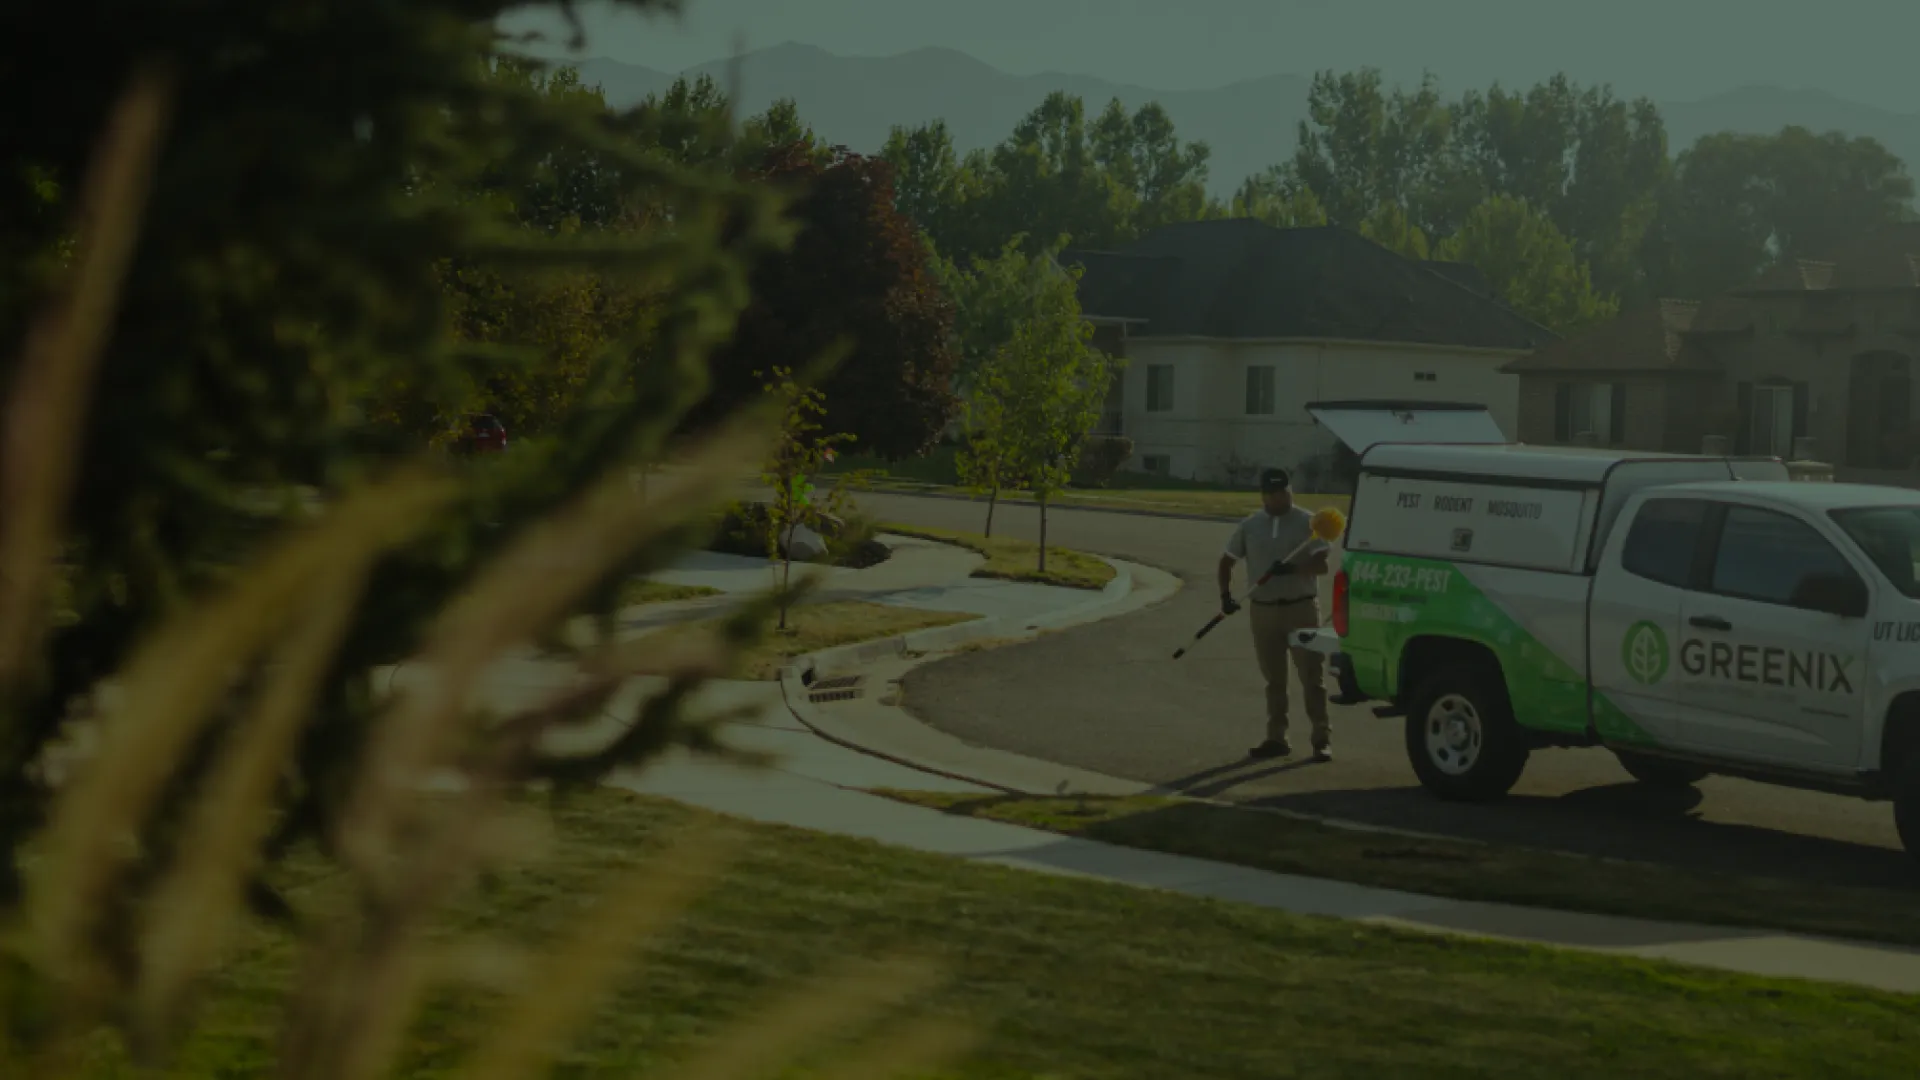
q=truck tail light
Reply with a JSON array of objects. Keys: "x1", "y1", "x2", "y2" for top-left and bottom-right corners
[{"x1": 1332, "y1": 570, "x2": 1349, "y2": 636}]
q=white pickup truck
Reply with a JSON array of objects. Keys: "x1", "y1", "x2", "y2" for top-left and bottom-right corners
[{"x1": 1299, "y1": 419, "x2": 1920, "y2": 862}]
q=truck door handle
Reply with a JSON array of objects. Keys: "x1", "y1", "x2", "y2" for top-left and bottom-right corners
[{"x1": 1688, "y1": 615, "x2": 1732, "y2": 631}]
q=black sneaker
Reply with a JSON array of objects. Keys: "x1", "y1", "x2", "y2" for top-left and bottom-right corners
[
  {"x1": 1248, "y1": 739, "x2": 1291, "y2": 760},
  {"x1": 1311, "y1": 747, "x2": 1333, "y2": 763}
]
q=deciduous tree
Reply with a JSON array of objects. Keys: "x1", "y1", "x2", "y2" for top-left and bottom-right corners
[
  {"x1": 627, "y1": 73, "x2": 737, "y2": 167},
  {"x1": 978, "y1": 92, "x2": 1133, "y2": 254},
  {"x1": 1651, "y1": 125, "x2": 1916, "y2": 298},
  {"x1": 1280, "y1": 69, "x2": 1670, "y2": 298},
  {"x1": 1360, "y1": 202, "x2": 1431, "y2": 259},
  {"x1": 952, "y1": 362, "x2": 1022, "y2": 538},
  {"x1": 1449, "y1": 77, "x2": 1669, "y2": 296},
  {"x1": 965, "y1": 258, "x2": 1118, "y2": 566},
  {"x1": 757, "y1": 367, "x2": 856, "y2": 629},
  {"x1": 940, "y1": 236, "x2": 1085, "y2": 534},
  {"x1": 936, "y1": 234, "x2": 1070, "y2": 390},
  {"x1": 1437, "y1": 195, "x2": 1618, "y2": 334},
  {"x1": 1091, "y1": 99, "x2": 1213, "y2": 233},
  {"x1": 1225, "y1": 171, "x2": 1329, "y2": 227},
  {"x1": 694, "y1": 143, "x2": 961, "y2": 460},
  {"x1": 436, "y1": 254, "x2": 658, "y2": 438},
  {"x1": 1285, "y1": 69, "x2": 1452, "y2": 228}
]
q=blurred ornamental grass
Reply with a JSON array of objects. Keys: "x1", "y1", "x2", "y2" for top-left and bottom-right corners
[{"x1": 0, "y1": 54, "x2": 973, "y2": 1080}]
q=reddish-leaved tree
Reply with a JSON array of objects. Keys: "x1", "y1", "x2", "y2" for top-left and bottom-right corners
[{"x1": 695, "y1": 142, "x2": 960, "y2": 459}]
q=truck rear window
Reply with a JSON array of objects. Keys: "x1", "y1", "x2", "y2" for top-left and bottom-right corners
[{"x1": 1831, "y1": 507, "x2": 1920, "y2": 597}]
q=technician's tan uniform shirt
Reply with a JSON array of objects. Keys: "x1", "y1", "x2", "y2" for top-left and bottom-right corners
[
  {"x1": 1224, "y1": 508, "x2": 1331, "y2": 747},
  {"x1": 1224, "y1": 508, "x2": 1325, "y2": 602}
]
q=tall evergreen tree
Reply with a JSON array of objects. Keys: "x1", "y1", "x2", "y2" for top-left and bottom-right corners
[{"x1": 0, "y1": 0, "x2": 792, "y2": 985}]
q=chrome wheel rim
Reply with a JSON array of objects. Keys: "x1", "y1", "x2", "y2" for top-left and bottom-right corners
[{"x1": 1425, "y1": 693, "x2": 1484, "y2": 776}]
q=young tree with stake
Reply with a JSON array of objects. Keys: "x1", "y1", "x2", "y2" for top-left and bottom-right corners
[
  {"x1": 995, "y1": 283, "x2": 1118, "y2": 575},
  {"x1": 953, "y1": 357, "x2": 1024, "y2": 538},
  {"x1": 758, "y1": 367, "x2": 857, "y2": 631}
]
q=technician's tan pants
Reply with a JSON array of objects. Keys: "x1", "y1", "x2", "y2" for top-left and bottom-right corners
[{"x1": 1249, "y1": 599, "x2": 1329, "y2": 749}]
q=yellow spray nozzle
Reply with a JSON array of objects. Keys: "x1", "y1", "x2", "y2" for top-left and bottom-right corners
[{"x1": 1309, "y1": 506, "x2": 1347, "y2": 542}]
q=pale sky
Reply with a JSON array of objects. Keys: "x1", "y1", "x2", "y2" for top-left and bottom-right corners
[{"x1": 501, "y1": 0, "x2": 1920, "y2": 109}]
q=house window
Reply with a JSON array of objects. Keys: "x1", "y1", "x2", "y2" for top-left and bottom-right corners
[
  {"x1": 1414, "y1": 372, "x2": 1437, "y2": 382},
  {"x1": 1845, "y1": 355, "x2": 1908, "y2": 468},
  {"x1": 1553, "y1": 382, "x2": 1627, "y2": 444},
  {"x1": 1146, "y1": 365, "x2": 1175, "y2": 412},
  {"x1": 1245, "y1": 366, "x2": 1275, "y2": 415},
  {"x1": 1140, "y1": 454, "x2": 1171, "y2": 475},
  {"x1": 1748, "y1": 383, "x2": 1795, "y2": 458}
]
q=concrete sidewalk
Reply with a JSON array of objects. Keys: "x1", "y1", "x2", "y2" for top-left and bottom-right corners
[
  {"x1": 439, "y1": 640, "x2": 1920, "y2": 997},
  {"x1": 458, "y1": 528, "x2": 1920, "y2": 997},
  {"x1": 606, "y1": 710, "x2": 1920, "y2": 995}
]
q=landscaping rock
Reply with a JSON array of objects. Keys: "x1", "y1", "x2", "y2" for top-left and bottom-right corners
[
  {"x1": 705, "y1": 501, "x2": 889, "y2": 567},
  {"x1": 784, "y1": 523, "x2": 830, "y2": 561}
]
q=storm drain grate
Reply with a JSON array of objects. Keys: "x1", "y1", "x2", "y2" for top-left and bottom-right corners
[
  {"x1": 808, "y1": 688, "x2": 865, "y2": 704},
  {"x1": 806, "y1": 673, "x2": 864, "y2": 703}
]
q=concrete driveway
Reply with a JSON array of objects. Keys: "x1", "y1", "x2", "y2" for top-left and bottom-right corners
[{"x1": 846, "y1": 489, "x2": 1920, "y2": 891}]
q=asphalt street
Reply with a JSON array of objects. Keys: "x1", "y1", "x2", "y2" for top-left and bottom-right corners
[{"x1": 848, "y1": 489, "x2": 1920, "y2": 891}]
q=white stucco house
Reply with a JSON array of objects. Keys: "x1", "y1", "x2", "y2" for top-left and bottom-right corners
[{"x1": 1062, "y1": 220, "x2": 1557, "y2": 489}]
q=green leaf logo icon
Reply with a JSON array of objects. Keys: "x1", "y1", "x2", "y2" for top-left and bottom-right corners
[{"x1": 1622, "y1": 621, "x2": 1670, "y2": 685}]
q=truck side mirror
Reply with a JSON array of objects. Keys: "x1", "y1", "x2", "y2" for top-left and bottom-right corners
[{"x1": 1791, "y1": 572, "x2": 1869, "y2": 618}]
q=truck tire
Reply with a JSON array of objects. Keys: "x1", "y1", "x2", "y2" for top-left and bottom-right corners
[
  {"x1": 1404, "y1": 668, "x2": 1529, "y2": 801},
  {"x1": 1613, "y1": 750, "x2": 1710, "y2": 789}
]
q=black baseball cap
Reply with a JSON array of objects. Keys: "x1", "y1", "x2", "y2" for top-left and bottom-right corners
[{"x1": 1259, "y1": 467, "x2": 1291, "y2": 492}]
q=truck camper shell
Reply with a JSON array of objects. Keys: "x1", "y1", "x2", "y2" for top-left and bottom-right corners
[{"x1": 1302, "y1": 400, "x2": 1788, "y2": 574}]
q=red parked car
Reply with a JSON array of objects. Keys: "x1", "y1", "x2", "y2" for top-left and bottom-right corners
[{"x1": 456, "y1": 413, "x2": 508, "y2": 456}]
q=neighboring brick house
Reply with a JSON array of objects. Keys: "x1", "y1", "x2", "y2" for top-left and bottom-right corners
[
  {"x1": 1060, "y1": 219, "x2": 1554, "y2": 486},
  {"x1": 1503, "y1": 224, "x2": 1920, "y2": 476}
]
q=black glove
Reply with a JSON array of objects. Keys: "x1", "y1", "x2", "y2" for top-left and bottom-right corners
[
  {"x1": 1266, "y1": 559, "x2": 1296, "y2": 578},
  {"x1": 1220, "y1": 592, "x2": 1241, "y2": 615}
]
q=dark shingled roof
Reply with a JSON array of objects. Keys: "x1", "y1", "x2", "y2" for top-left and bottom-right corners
[
  {"x1": 1059, "y1": 219, "x2": 1554, "y2": 350},
  {"x1": 1066, "y1": 250, "x2": 1177, "y2": 323},
  {"x1": 1420, "y1": 260, "x2": 1494, "y2": 296},
  {"x1": 1503, "y1": 299, "x2": 1717, "y2": 374}
]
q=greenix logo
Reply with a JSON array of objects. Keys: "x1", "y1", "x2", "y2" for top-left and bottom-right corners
[{"x1": 1622, "y1": 621, "x2": 1670, "y2": 685}]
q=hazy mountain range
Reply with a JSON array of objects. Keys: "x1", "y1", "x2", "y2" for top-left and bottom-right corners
[{"x1": 566, "y1": 43, "x2": 1920, "y2": 199}]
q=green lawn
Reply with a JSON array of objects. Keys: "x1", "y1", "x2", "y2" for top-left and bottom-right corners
[
  {"x1": 620, "y1": 580, "x2": 723, "y2": 607},
  {"x1": 130, "y1": 789, "x2": 1920, "y2": 1078},
  {"x1": 631, "y1": 600, "x2": 978, "y2": 679},
  {"x1": 875, "y1": 790, "x2": 1920, "y2": 951},
  {"x1": 823, "y1": 449, "x2": 1354, "y2": 523},
  {"x1": 862, "y1": 479, "x2": 1350, "y2": 522},
  {"x1": 881, "y1": 523, "x2": 1115, "y2": 590}
]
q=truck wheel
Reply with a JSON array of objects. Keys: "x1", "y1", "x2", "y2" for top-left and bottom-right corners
[
  {"x1": 1613, "y1": 750, "x2": 1710, "y2": 789},
  {"x1": 1404, "y1": 669, "x2": 1529, "y2": 801}
]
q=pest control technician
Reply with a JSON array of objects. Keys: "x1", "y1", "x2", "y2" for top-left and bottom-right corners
[{"x1": 1218, "y1": 467, "x2": 1333, "y2": 762}]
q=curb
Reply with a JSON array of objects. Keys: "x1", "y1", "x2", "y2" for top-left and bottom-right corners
[
  {"x1": 786, "y1": 558, "x2": 1137, "y2": 680},
  {"x1": 799, "y1": 560, "x2": 1134, "y2": 674},
  {"x1": 776, "y1": 667, "x2": 1030, "y2": 796},
  {"x1": 775, "y1": 557, "x2": 1184, "y2": 799}
]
